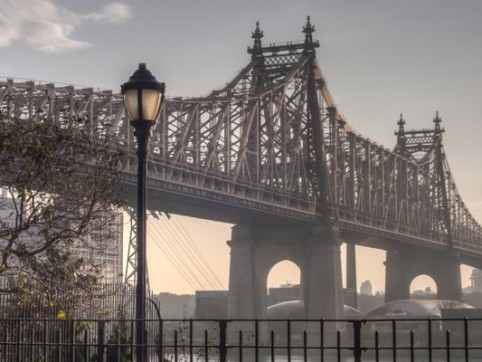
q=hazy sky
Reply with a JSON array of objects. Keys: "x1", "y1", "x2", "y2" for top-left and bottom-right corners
[{"x1": 1, "y1": 0, "x2": 481, "y2": 295}]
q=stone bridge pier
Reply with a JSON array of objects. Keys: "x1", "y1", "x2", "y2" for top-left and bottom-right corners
[
  {"x1": 226, "y1": 223, "x2": 344, "y2": 320},
  {"x1": 385, "y1": 246, "x2": 462, "y2": 302}
]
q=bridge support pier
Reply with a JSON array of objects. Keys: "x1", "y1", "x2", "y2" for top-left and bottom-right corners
[
  {"x1": 227, "y1": 223, "x2": 344, "y2": 320},
  {"x1": 226, "y1": 226, "x2": 258, "y2": 319},
  {"x1": 345, "y1": 243, "x2": 358, "y2": 309},
  {"x1": 305, "y1": 225, "x2": 344, "y2": 319},
  {"x1": 384, "y1": 247, "x2": 462, "y2": 302}
]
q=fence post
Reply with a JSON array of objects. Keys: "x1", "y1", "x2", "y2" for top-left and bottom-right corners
[
  {"x1": 189, "y1": 319, "x2": 193, "y2": 361},
  {"x1": 464, "y1": 318, "x2": 469, "y2": 362},
  {"x1": 54, "y1": 328, "x2": 61, "y2": 362},
  {"x1": 16, "y1": 318, "x2": 21, "y2": 362},
  {"x1": 352, "y1": 320, "x2": 363, "y2": 362},
  {"x1": 287, "y1": 319, "x2": 291, "y2": 362},
  {"x1": 255, "y1": 320, "x2": 259, "y2": 362},
  {"x1": 83, "y1": 329, "x2": 88, "y2": 362},
  {"x1": 219, "y1": 320, "x2": 227, "y2": 362},
  {"x1": 392, "y1": 319, "x2": 397, "y2": 362},
  {"x1": 97, "y1": 321, "x2": 105, "y2": 362},
  {"x1": 159, "y1": 319, "x2": 164, "y2": 362},
  {"x1": 239, "y1": 330, "x2": 244, "y2": 361}
]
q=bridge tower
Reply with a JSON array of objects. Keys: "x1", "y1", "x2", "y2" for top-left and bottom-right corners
[
  {"x1": 227, "y1": 19, "x2": 344, "y2": 320},
  {"x1": 385, "y1": 113, "x2": 462, "y2": 301}
]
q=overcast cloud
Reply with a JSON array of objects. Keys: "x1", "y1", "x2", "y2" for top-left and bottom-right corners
[{"x1": 0, "y1": 0, "x2": 131, "y2": 53}]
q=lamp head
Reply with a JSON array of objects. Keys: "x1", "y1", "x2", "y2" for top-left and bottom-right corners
[{"x1": 121, "y1": 63, "x2": 165, "y2": 123}]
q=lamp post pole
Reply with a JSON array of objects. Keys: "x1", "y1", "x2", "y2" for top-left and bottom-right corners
[
  {"x1": 121, "y1": 63, "x2": 164, "y2": 361},
  {"x1": 134, "y1": 120, "x2": 150, "y2": 361}
]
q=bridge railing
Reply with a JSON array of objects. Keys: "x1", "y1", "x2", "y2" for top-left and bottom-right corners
[{"x1": 1, "y1": 317, "x2": 481, "y2": 361}]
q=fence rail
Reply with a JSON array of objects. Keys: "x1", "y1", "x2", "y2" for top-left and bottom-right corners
[{"x1": 1, "y1": 317, "x2": 482, "y2": 361}]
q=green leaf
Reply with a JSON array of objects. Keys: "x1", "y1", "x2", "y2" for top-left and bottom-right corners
[{"x1": 57, "y1": 310, "x2": 67, "y2": 320}]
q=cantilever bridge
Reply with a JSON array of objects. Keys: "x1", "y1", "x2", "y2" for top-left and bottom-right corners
[{"x1": 1, "y1": 19, "x2": 481, "y2": 318}]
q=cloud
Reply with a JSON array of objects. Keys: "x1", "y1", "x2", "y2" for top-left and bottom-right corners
[
  {"x1": 83, "y1": 3, "x2": 131, "y2": 24},
  {"x1": 0, "y1": 0, "x2": 132, "y2": 53}
]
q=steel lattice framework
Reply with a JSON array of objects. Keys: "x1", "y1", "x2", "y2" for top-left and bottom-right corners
[{"x1": 1, "y1": 19, "x2": 481, "y2": 264}]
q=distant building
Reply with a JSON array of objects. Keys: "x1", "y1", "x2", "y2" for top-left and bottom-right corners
[
  {"x1": 358, "y1": 292, "x2": 385, "y2": 313},
  {"x1": 0, "y1": 187, "x2": 123, "y2": 284},
  {"x1": 411, "y1": 286, "x2": 436, "y2": 299},
  {"x1": 360, "y1": 280, "x2": 373, "y2": 296},
  {"x1": 268, "y1": 283, "x2": 301, "y2": 305},
  {"x1": 0, "y1": 188, "x2": 15, "y2": 231},
  {"x1": 343, "y1": 287, "x2": 357, "y2": 308},
  {"x1": 195, "y1": 290, "x2": 228, "y2": 319},
  {"x1": 471, "y1": 269, "x2": 482, "y2": 293},
  {"x1": 74, "y1": 212, "x2": 124, "y2": 284},
  {"x1": 150, "y1": 292, "x2": 195, "y2": 319}
]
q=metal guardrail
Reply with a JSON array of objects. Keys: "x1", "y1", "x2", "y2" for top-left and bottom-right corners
[{"x1": 1, "y1": 317, "x2": 482, "y2": 361}]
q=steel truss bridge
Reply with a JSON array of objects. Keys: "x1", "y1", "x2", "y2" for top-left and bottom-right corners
[{"x1": 1, "y1": 19, "x2": 482, "y2": 269}]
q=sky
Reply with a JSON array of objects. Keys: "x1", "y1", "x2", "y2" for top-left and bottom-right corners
[{"x1": 1, "y1": 0, "x2": 481, "y2": 296}]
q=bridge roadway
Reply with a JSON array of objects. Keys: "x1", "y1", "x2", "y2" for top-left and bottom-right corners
[
  {"x1": 120, "y1": 152, "x2": 482, "y2": 270},
  {"x1": 118, "y1": 105, "x2": 482, "y2": 273},
  {"x1": 2, "y1": 19, "x2": 482, "y2": 318}
]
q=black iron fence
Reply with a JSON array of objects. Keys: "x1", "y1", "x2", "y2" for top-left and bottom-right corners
[
  {"x1": 1, "y1": 317, "x2": 482, "y2": 361},
  {"x1": 0, "y1": 282, "x2": 139, "y2": 321},
  {"x1": 0, "y1": 282, "x2": 169, "y2": 332}
]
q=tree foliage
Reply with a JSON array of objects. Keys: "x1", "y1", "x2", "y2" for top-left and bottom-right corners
[{"x1": 0, "y1": 112, "x2": 125, "y2": 315}]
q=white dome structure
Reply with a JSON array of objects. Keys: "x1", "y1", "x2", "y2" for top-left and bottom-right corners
[
  {"x1": 365, "y1": 299, "x2": 473, "y2": 319},
  {"x1": 267, "y1": 300, "x2": 363, "y2": 319}
]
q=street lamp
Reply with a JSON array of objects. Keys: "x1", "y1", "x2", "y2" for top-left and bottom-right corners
[{"x1": 121, "y1": 63, "x2": 165, "y2": 361}]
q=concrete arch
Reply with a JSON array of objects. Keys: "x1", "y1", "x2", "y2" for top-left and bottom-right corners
[
  {"x1": 409, "y1": 274, "x2": 438, "y2": 297},
  {"x1": 267, "y1": 259, "x2": 302, "y2": 288},
  {"x1": 227, "y1": 224, "x2": 344, "y2": 320},
  {"x1": 267, "y1": 260, "x2": 303, "y2": 305},
  {"x1": 258, "y1": 248, "x2": 305, "y2": 282},
  {"x1": 385, "y1": 247, "x2": 461, "y2": 302}
]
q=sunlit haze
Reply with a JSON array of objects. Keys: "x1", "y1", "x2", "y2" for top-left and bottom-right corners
[{"x1": 2, "y1": 0, "x2": 481, "y2": 295}]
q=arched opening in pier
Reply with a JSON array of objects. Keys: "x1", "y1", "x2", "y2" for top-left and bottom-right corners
[
  {"x1": 267, "y1": 260, "x2": 302, "y2": 307},
  {"x1": 461, "y1": 264, "x2": 475, "y2": 293},
  {"x1": 410, "y1": 274, "x2": 437, "y2": 299}
]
